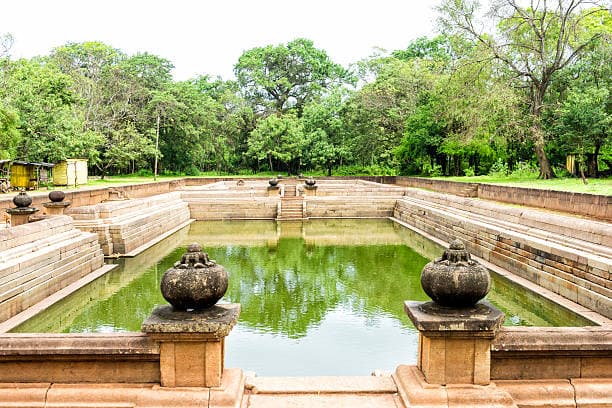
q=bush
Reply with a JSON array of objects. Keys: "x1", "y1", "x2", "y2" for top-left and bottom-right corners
[
  {"x1": 488, "y1": 159, "x2": 509, "y2": 176},
  {"x1": 184, "y1": 165, "x2": 200, "y2": 176},
  {"x1": 509, "y1": 162, "x2": 538, "y2": 178},
  {"x1": 463, "y1": 167, "x2": 475, "y2": 177},
  {"x1": 335, "y1": 165, "x2": 398, "y2": 176},
  {"x1": 136, "y1": 169, "x2": 153, "y2": 177},
  {"x1": 422, "y1": 162, "x2": 443, "y2": 177}
]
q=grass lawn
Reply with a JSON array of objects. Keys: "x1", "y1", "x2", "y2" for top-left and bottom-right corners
[
  {"x1": 21, "y1": 173, "x2": 610, "y2": 196},
  {"x1": 433, "y1": 175, "x2": 612, "y2": 196}
]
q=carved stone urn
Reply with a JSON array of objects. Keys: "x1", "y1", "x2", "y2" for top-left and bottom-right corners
[
  {"x1": 160, "y1": 243, "x2": 229, "y2": 310},
  {"x1": 268, "y1": 177, "x2": 279, "y2": 187},
  {"x1": 12, "y1": 191, "x2": 32, "y2": 208},
  {"x1": 304, "y1": 177, "x2": 316, "y2": 187},
  {"x1": 420, "y1": 239, "x2": 490, "y2": 307},
  {"x1": 48, "y1": 190, "x2": 66, "y2": 202}
]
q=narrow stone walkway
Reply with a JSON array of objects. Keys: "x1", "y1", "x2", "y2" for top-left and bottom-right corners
[{"x1": 241, "y1": 375, "x2": 402, "y2": 408}]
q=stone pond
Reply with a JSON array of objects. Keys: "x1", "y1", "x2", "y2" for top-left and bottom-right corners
[{"x1": 11, "y1": 219, "x2": 591, "y2": 375}]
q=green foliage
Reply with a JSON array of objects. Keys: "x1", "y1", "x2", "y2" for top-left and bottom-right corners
[
  {"x1": 0, "y1": 27, "x2": 609, "y2": 180},
  {"x1": 247, "y1": 112, "x2": 305, "y2": 174},
  {"x1": 488, "y1": 159, "x2": 509, "y2": 176},
  {"x1": 334, "y1": 164, "x2": 398, "y2": 176},
  {"x1": 509, "y1": 162, "x2": 539, "y2": 178},
  {"x1": 235, "y1": 38, "x2": 351, "y2": 115}
]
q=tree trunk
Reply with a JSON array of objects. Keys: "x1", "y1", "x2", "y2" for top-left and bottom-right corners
[
  {"x1": 588, "y1": 143, "x2": 601, "y2": 177},
  {"x1": 531, "y1": 123, "x2": 555, "y2": 179}
]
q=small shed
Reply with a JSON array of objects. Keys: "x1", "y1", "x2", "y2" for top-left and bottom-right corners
[
  {"x1": 53, "y1": 159, "x2": 88, "y2": 187},
  {"x1": 10, "y1": 161, "x2": 37, "y2": 190},
  {"x1": 8, "y1": 161, "x2": 55, "y2": 190}
]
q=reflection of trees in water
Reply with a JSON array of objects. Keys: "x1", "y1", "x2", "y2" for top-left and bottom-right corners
[
  {"x1": 21, "y1": 218, "x2": 588, "y2": 335},
  {"x1": 212, "y1": 238, "x2": 430, "y2": 338},
  {"x1": 65, "y1": 247, "x2": 180, "y2": 333},
  {"x1": 61, "y1": 239, "x2": 430, "y2": 336}
]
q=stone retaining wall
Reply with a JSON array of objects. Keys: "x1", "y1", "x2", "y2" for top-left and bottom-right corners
[
  {"x1": 392, "y1": 176, "x2": 611, "y2": 220},
  {"x1": 478, "y1": 183, "x2": 612, "y2": 220},
  {"x1": 394, "y1": 193, "x2": 612, "y2": 319},
  {"x1": 0, "y1": 216, "x2": 104, "y2": 321},
  {"x1": 305, "y1": 197, "x2": 398, "y2": 218},
  {"x1": 186, "y1": 197, "x2": 279, "y2": 220}
]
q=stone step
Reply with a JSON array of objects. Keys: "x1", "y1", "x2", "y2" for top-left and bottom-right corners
[{"x1": 243, "y1": 376, "x2": 399, "y2": 408}]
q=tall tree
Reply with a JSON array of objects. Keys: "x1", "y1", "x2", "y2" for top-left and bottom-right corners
[
  {"x1": 439, "y1": 0, "x2": 609, "y2": 178},
  {"x1": 235, "y1": 38, "x2": 350, "y2": 115},
  {"x1": 302, "y1": 88, "x2": 350, "y2": 176},
  {"x1": 247, "y1": 113, "x2": 306, "y2": 174},
  {"x1": 2, "y1": 58, "x2": 90, "y2": 162}
]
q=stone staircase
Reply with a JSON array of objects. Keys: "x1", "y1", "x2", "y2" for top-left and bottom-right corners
[
  {"x1": 67, "y1": 192, "x2": 191, "y2": 256},
  {"x1": 0, "y1": 216, "x2": 105, "y2": 322},
  {"x1": 278, "y1": 185, "x2": 304, "y2": 220},
  {"x1": 393, "y1": 190, "x2": 612, "y2": 320}
]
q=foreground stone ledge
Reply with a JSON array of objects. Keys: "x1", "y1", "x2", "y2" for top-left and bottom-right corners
[
  {"x1": 0, "y1": 370, "x2": 244, "y2": 408},
  {"x1": 0, "y1": 333, "x2": 158, "y2": 355}
]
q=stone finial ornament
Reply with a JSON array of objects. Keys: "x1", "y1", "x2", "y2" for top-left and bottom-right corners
[
  {"x1": 160, "y1": 243, "x2": 229, "y2": 310},
  {"x1": 304, "y1": 177, "x2": 316, "y2": 187},
  {"x1": 420, "y1": 239, "x2": 490, "y2": 307},
  {"x1": 12, "y1": 190, "x2": 33, "y2": 208},
  {"x1": 48, "y1": 190, "x2": 66, "y2": 202}
]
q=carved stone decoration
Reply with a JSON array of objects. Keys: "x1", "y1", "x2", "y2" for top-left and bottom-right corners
[
  {"x1": 420, "y1": 239, "x2": 490, "y2": 307},
  {"x1": 12, "y1": 191, "x2": 32, "y2": 208},
  {"x1": 304, "y1": 177, "x2": 316, "y2": 187},
  {"x1": 160, "y1": 243, "x2": 229, "y2": 310},
  {"x1": 268, "y1": 177, "x2": 279, "y2": 187},
  {"x1": 48, "y1": 190, "x2": 66, "y2": 202}
]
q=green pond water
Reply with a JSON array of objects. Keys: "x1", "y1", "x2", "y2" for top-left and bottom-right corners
[{"x1": 12, "y1": 219, "x2": 590, "y2": 376}]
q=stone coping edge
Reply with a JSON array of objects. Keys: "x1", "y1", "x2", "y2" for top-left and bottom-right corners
[
  {"x1": 0, "y1": 332, "x2": 158, "y2": 356},
  {"x1": 492, "y1": 326, "x2": 612, "y2": 352}
]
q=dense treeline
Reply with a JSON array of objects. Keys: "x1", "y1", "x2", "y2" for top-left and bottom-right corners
[{"x1": 0, "y1": 1, "x2": 610, "y2": 179}]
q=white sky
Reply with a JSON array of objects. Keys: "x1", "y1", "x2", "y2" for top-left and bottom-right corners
[{"x1": 0, "y1": 0, "x2": 442, "y2": 81}]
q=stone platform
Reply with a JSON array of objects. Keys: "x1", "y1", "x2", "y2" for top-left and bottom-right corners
[
  {"x1": 0, "y1": 370, "x2": 609, "y2": 407},
  {"x1": 67, "y1": 192, "x2": 191, "y2": 256}
]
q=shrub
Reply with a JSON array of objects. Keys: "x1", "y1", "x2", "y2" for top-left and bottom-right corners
[
  {"x1": 488, "y1": 159, "x2": 508, "y2": 176},
  {"x1": 509, "y1": 162, "x2": 538, "y2": 178},
  {"x1": 463, "y1": 167, "x2": 475, "y2": 177}
]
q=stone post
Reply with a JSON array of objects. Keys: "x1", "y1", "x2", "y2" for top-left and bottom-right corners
[
  {"x1": 405, "y1": 301, "x2": 504, "y2": 385},
  {"x1": 267, "y1": 178, "x2": 280, "y2": 197},
  {"x1": 142, "y1": 304, "x2": 239, "y2": 387},
  {"x1": 6, "y1": 191, "x2": 38, "y2": 226},
  {"x1": 42, "y1": 190, "x2": 71, "y2": 215},
  {"x1": 303, "y1": 178, "x2": 317, "y2": 196},
  {"x1": 141, "y1": 243, "x2": 240, "y2": 388},
  {"x1": 404, "y1": 239, "x2": 504, "y2": 385}
]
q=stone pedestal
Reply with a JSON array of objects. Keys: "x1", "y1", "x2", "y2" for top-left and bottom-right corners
[
  {"x1": 5, "y1": 207, "x2": 38, "y2": 226},
  {"x1": 267, "y1": 186, "x2": 280, "y2": 197},
  {"x1": 303, "y1": 185, "x2": 318, "y2": 196},
  {"x1": 405, "y1": 300, "x2": 504, "y2": 385},
  {"x1": 142, "y1": 303, "x2": 240, "y2": 388},
  {"x1": 42, "y1": 201, "x2": 72, "y2": 215}
]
